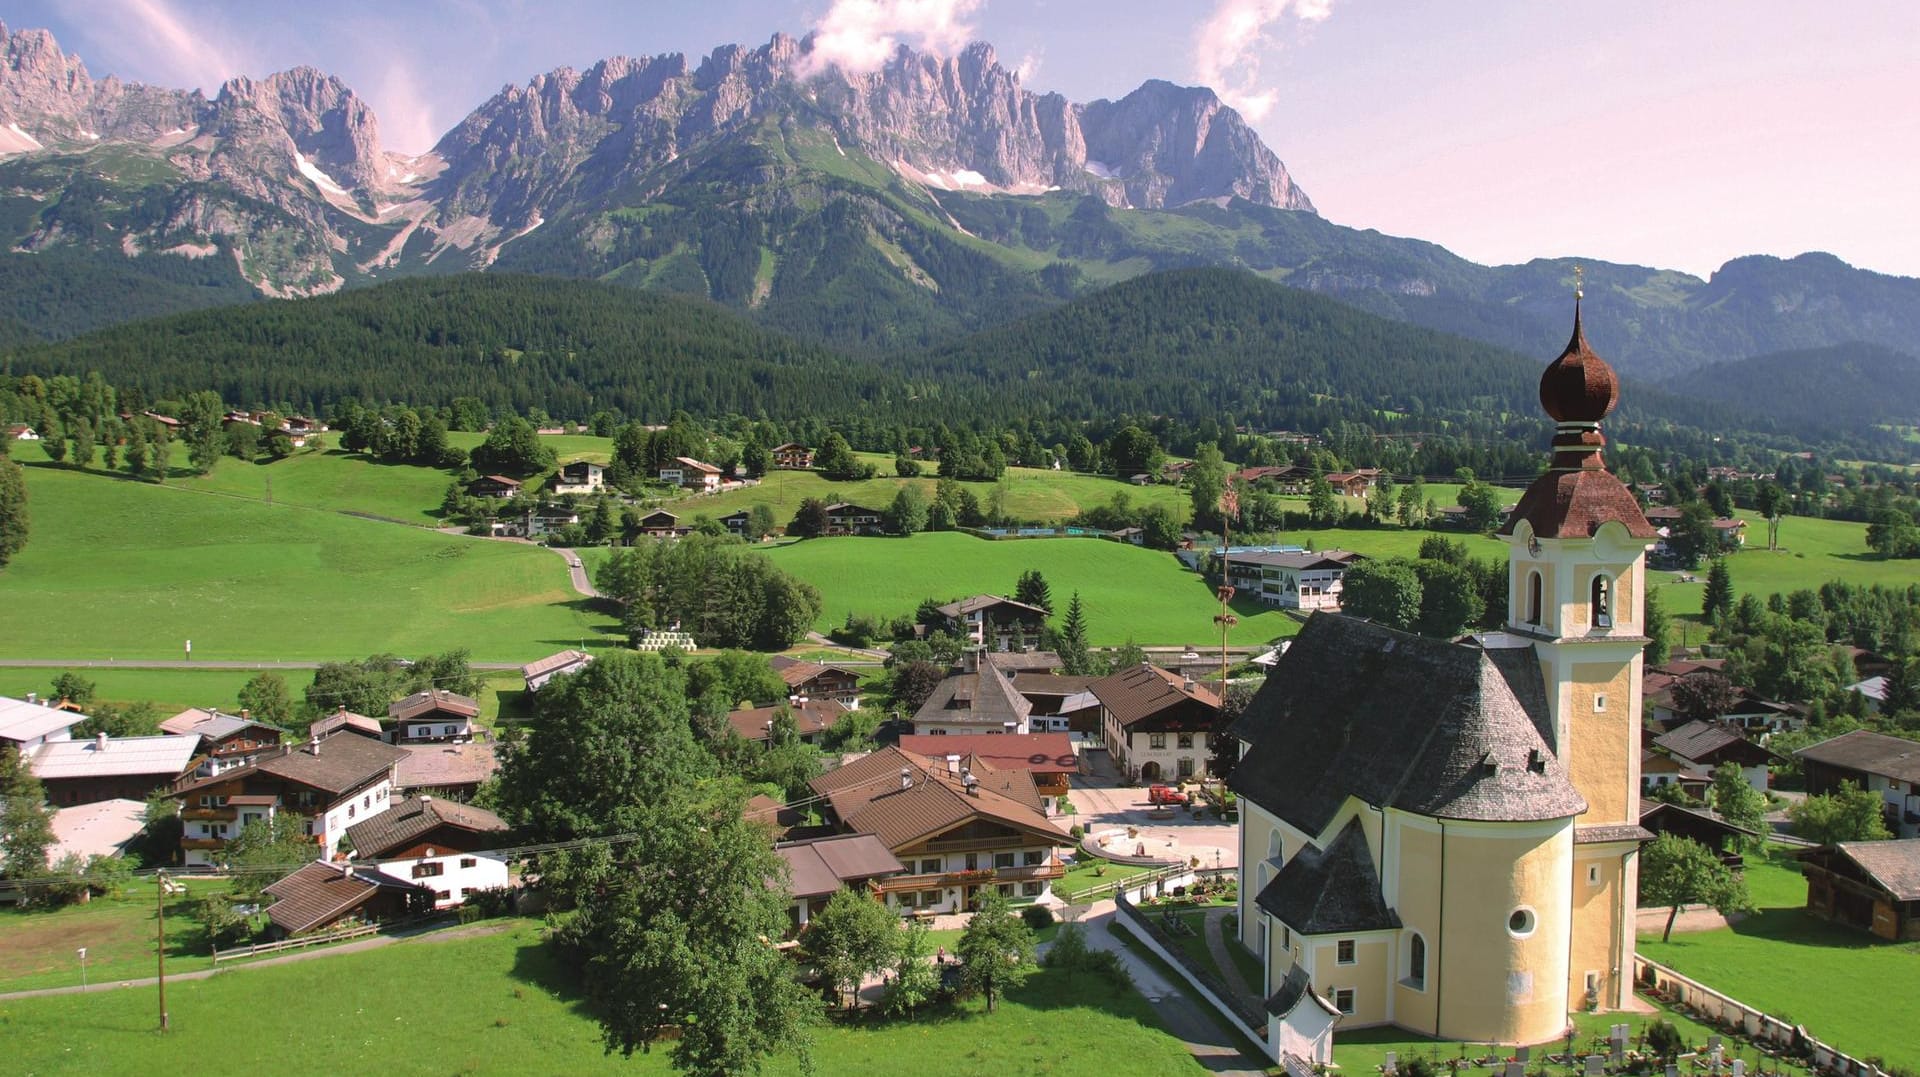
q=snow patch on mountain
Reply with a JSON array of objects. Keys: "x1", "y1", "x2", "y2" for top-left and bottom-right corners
[{"x1": 293, "y1": 151, "x2": 349, "y2": 196}]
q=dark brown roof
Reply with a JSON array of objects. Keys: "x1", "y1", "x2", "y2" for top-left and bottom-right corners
[
  {"x1": 776, "y1": 833, "x2": 905, "y2": 899},
  {"x1": 896, "y1": 733, "x2": 1077, "y2": 776},
  {"x1": 808, "y1": 746, "x2": 1065, "y2": 852},
  {"x1": 264, "y1": 861, "x2": 428, "y2": 934},
  {"x1": 983, "y1": 651, "x2": 1064, "y2": 674},
  {"x1": 1229, "y1": 614, "x2": 1586, "y2": 833},
  {"x1": 1637, "y1": 801, "x2": 1756, "y2": 839},
  {"x1": 178, "y1": 731, "x2": 405, "y2": 800},
  {"x1": 1828, "y1": 838, "x2": 1920, "y2": 901},
  {"x1": 1538, "y1": 301, "x2": 1619, "y2": 424},
  {"x1": 727, "y1": 699, "x2": 847, "y2": 742},
  {"x1": 1255, "y1": 818, "x2": 1400, "y2": 935},
  {"x1": 746, "y1": 794, "x2": 806, "y2": 833},
  {"x1": 388, "y1": 690, "x2": 479, "y2": 722},
  {"x1": 1796, "y1": 729, "x2": 1920, "y2": 785},
  {"x1": 1089, "y1": 664, "x2": 1220, "y2": 728},
  {"x1": 1501, "y1": 467, "x2": 1657, "y2": 541},
  {"x1": 345, "y1": 795, "x2": 507, "y2": 858},
  {"x1": 1653, "y1": 720, "x2": 1780, "y2": 767},
  {"x1": 934, "y1": 594, "x2": 1048, "y2": 619},
  {"x1": 773, "y1": 659, "x2": 860, "y2": 689},
  {"x1": 913, "y1": 661, "x2": 1033, "y2": 729}
]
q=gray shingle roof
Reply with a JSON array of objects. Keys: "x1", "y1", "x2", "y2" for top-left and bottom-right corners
[
  {"x1": 1228, "y1": 614, "x2": 1585, "y2": 833},
  {"x1": 1831, "y1": 838, "x2": 1920, "y2": 901},
  {"x1": 1255, "y1": 818, "x2": 1401, "y2": 935},
  {"x1": 1796, "y1": 729, "x2": 1920, "y2": 785},
  {"x1": 912, "y1": 660, "x2": 1033, "y2": 729},
  {"x1": 1265, "y1": 965, "x2": 1341, "y2": 1018},
  {"x1": 344, "y1": 794, "x2": 506, "y2": 858}
]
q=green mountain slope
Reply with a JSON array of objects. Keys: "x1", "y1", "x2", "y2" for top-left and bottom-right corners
[{"x1": 1660, "y1": 341, "x2": 1920, "y2": 437}]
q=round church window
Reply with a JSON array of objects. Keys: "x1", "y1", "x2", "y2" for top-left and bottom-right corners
[{"x1": 1507, "y1": 907, "x2": 1537, "y2": 938}]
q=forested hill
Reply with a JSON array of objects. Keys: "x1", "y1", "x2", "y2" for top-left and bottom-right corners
[
  {"x1": 906, "y1": 268, "x2": 1751, "y2": 436},
  {"x1": 1660, "y1": 342, "x2": 1920, "y2": 437},
  {"x1": 0, "y1": 274, "x2": 886, "y2": 420}
]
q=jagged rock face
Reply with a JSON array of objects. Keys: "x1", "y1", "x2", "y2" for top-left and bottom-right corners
[{"x1": 1081, "y1": 80, "x2": 1312, "y2": 211}]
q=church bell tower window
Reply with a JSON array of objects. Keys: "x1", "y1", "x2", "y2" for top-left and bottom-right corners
[{"x1": 1590, "y1": 575, "x2": 1612, "y2": 630}]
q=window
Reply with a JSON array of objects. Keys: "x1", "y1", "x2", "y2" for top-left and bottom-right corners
[
  {"x1": 965, "y1": 853, "x2": 978, "y2": 871},
  {"x1": 1508, "y1": 906, "x2": 1537, "y2": 938},
  {"x1": 1334, "y1": 988, "x2": 1355, "y2": 1015},
  {"x1": 920, "y1": 890, "x2": 942, "y2": 907},
  {"x1": 1336, "y1": 939, "x2": 1355, "y2": 964},
  {"x1": 1408, "y1": 933, "x2": 1427, "y2": 989},
  {"x1": 1280, "y1": 924, "x2": 1291, "y2": 950},
  {"x1": 347, "y1": 804, "x2": 355, "y2": 819},
  {"x1": 1021, "y1": 881, "x2": 1043, "y2": 897},
  {"x1": 1587, "y1": 865, "x2": 1601, "y2": 886},
  {"x1": 460, "y1": 857, "x2": 477, "y2": 869},
  {"x1": 994, "y1": 853, "x2": 1015, "y2": 869},
  {"x1": 443, "y1": 724, "x2": 456, "y2": 736},
  {"x1": 927, "y1": 728, "x2": 947, "y2": 736},
  {"x1": 1594, "y1": 693, "x2": 1608, "y2": 712},
  {"x1": 1526, "y1": 570, "x2": 1543, "y2": 625},
  {"x1": 1267, "y1": 831, "x2": 1283, "y2": 861},
  {"x1": 1023, "y1": 850, "x2": 1043, "y2": 866},
  {"x1": 362, "y1": 794, "x2": 370, "y2": 809},
  {"x1": 411, "y1": 862, "x2": 445, "y2": 879},
  {"x1": 1176, "y1": 733, "x2": 1194, "y2": 749},
  {"x1": 1149, "y1": 732, "x2": 1167, "y2": 749},
  {"x1": 920, "y1": 858, "x2": 942, "y2": 875},
  {"x1": 1591, "y1": 575, "x2": 1612, "y2": 629},
  {"x1": 997, "y1": 883, "x2": 1014, "y2": 897},
  {"x1": 1177, "y1": 757, "x2": 1196, "y2": 778}
]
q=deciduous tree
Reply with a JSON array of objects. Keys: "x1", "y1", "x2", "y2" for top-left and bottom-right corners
[
  {"x1": 1709, "y1": 763, "x2": 1768, "y2": 848},
  {"x1": 0, "y1": 449, "x2": 27, "y2": 569},
  {"x1": 1788, "y1": 781, "x2": 1892, "y2": 845},
  {"x1": 1640, "y1": 832, "x2": 1751, "y2": 942},
  {"x1": 803, "y1": 886, "x2": 900, "y2": 1008},
  {"x1": 1341, "y1": 560, "x2": 1423, "y2": 631},
  {"x1": 955, "y1": 887, "x2": 1037, "y2": 1012}
]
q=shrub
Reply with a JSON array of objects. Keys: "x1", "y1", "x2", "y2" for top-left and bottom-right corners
[
  {"x1": 1646, "y1": 1019, "x2": 1685, "y2": 1060},
  {"x1": 464, "y1": 886, "x2": 516, "y2": 918},
  {"x1": 1021, "y1": 905, "x2": 1055, "y2": 930},
  {"x1": 1405, "y1": 1060, "x2": 1437, "y2": 1077},
  {"x1": 1069, "y1": 824, "x2": 1084, "y2": 839}
]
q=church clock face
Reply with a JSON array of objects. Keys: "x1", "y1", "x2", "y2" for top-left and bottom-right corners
[{"x1": 1527, "y1": 534, "x2": 1542, "y2": 558}]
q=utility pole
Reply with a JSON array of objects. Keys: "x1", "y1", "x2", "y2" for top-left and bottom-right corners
[{"x1": 156, "y1": 871, "x2": 169, "y2": 1031}]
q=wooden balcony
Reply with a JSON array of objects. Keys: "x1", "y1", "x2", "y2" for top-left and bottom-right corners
[{"x1": 877, "y1": 862, "x2": 1065, "y2": 892}]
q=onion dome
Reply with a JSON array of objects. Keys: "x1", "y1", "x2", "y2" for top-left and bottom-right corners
[{"x1": 1538, "y1": 301, "x2": 1619, "y2": 424}]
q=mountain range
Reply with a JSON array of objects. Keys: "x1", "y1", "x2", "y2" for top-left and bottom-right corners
[{"x1": 0, "y1": 21, "x2": 1917, "y2": 386}]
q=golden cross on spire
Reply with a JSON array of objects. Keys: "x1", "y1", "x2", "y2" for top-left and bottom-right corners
[{"x1": 1574, "y1": 264, "x2": 1585, "y2": 301}]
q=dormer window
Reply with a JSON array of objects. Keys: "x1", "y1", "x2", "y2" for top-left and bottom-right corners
[{"x1": 1591, "y1": 575, "x2": 1612, "y2": 629}]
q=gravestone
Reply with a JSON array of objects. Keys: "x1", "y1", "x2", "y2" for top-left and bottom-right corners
[
  {"x1": 1517, "y1": 1047, "x2": 1531, "y2": 1064},
  {"x1": 1384, "y1": 1053, "x2": 1397, "y2": 1075},
  {"x1": 1586, "y1": 1055, "x2": 1606, "y2": 1077},
  {"x1": 1505, "y1": 1062, "x2": 1524, "y2": 1077}
]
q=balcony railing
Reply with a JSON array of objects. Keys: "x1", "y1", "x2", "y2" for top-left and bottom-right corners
[{"x1": 877, "y1": 863, "x2": 1065, "y2": 891}]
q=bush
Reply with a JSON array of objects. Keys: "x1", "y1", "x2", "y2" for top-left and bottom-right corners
[
  {"x1": 1021, "y1": 905, "x2": 1055, "y2": 930},
  {"x1": 1069, "y1": 824, "x2": 1085, "y2": 839},
  {"x1": 1405, "y1": 1060, "x2": 1437, "y2": 1077},
  {"x1": 1646, "y1": 1019, "x2": 1685, "y2": 1060},
  {"x1": 463, "y1": 886, "x2": 516, "y2": 918}
]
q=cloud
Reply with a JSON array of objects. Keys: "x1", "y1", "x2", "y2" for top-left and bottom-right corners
[
  {"x1": 65, "y1": 0, "x2": 244, "y2": 94},
  {"x1": 1191, "y1": 0, "x2": 1332, "y2": 122},
  {"x1": 803, "y1": 0, "x2": 984, "y2": 76},
  {"x1": 368, "y1": 57, "x2": 438, "y2": 156},
  {"x1": 1014, "y1": 49, "x2": 1043, "y2": 84}
]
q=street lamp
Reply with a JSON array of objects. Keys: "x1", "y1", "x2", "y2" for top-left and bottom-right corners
[{"x1": 76, "y1": 947, "x2": 87, "y2": 991}]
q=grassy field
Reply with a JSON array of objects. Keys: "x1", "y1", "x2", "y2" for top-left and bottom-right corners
[
  {"x1": 1646, "y1": 515, "x2": 1920, "y2": 619},
  {"x1": 1332, "y1": 1009, "x2": 1729, "y2": 1074},
  {"x1": 0, "y1": 668, "x2": 261, "y2": 715},
  {"x1": 0, "y1": 877, "x2": 228, "y2": 993},
  {"x1": 759, "y1": 533, "x2": 1299, "y2": 647},
  {"x1": 0, "y1": 464, "x2": 614, "y2": 662},
  {"x1": 1637, "y1": 844, "x2": 1919, "y2": 1071},
  {"x1": 3, "y1": 920, "x2": 1211, "y2": 1076}
]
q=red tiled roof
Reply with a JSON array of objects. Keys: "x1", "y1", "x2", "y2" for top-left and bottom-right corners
[{"x1": 896, "y1": 733, "x2": 1077, "y2": 775}]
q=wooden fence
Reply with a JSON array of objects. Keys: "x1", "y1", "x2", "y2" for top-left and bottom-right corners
[{"x1": 212, "y1": 921, "x2": 378, "y2": 963}]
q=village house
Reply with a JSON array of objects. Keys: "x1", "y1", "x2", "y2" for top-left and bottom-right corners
[
  {"x1": 1640, "y1": 749, "x2": 1711, "y2": 801},
  {"x1": 1231, "y1": 304, "x2": 1655, "y2": 1055},
  {"x1": 386, "y1": 690, "x2": 479, "y2": 744},
  {"x1": 635, "y1": 509, "x2": 691, "y2": 538},
  {"x1": 659, "y1": 456, "x2": 723, "y2": 491},
  {"x1": 935, "y1": 594, "x2": 1049, "y2": 651},
  {"x1": 309, "y1": 708, "x2": 384, "y2": 740},
  {"x1": 521, "y1": 649, "x2": 593, "y2": 693},
  {"x1": 1323, "y1": 471, "x2": 1376, "y2": 496},
  {"x1": 552, "y1": 460, "x2": 605, "y2": 495},
  {"x1": 1639, "y1": 801, "x2": 1757, "y2": 869},
  {"x1": 1094, "y1": 663, "x2": 1221, "y2": 783},
  {"x1": 171, "y1": 731, "x2": 406, "y2": 868},
  {"x1": 1650, "y1": 720, "x2": 1778, "y2": 793},
  {"x1": 159, "y1": 708, "x2": 285, "y2": 777},
  {"x1": 31, "y1": 733, "x2": 201, "y2": 805},
  {"x1": 808, "y1": 746, "x2": 1070, "y2": 915},
  {"x1": 824, "y1": 502, "x2": 886, "y2": 536},
  {"x1": 0, "y1": 694, "x2": 81, "y2": 754},
  {"x1": 770, "y1": 656, "x2": 861, "y2": 706},
  {"x1": 770, "y1": 442, "x2": 815, "y2": 470},
  {"x1": 726, "y1": 699, "x2": 849, "y2": 745},
  {"x1": 262, "y1": 860, "x2": 432, "y2": 938},
  {"x1": 395, "y1": 741, "x2": 498, "y2": 800},
  {"x1": 897, "y1": 732, "x2": 1078, "y2": 814},
  {"x1": 1796, "y1": 729, "x2": 1920, "y2": 839},
  {"x1": 5, "y1": 423, "x2": 39, "y2": 440},
  {"x1": 1009, "y1": 672, "x2": 1104, "y2": 737},
  {"x1": 774, "y1": 833, "x2": 903, "y2": 934},
  {"x1": 345, "y1": 794, "x2": 510, "y2": 908},
  {"x1": 1799, "y1": 839, "x2": 1920, "y2": 941},
  {"x1": 468, "y1": 474, "x2": 522, "y2": 499},
  {"x1": 912, "y1": 654, "x2": 1033, "y2": 736},
  {"x1": 1225, "y1": 550, "x2": 1363, "y2": 611},
  {"x1": 719, "y1": 509, "x2": 755, "y2": 537}
]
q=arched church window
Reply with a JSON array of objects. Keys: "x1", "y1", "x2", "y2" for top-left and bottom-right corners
[
  {"x1": 1408, "y1": 932, "x2": 1427, "y2": 989},
  {"x1": 1267, "y1": 831, "x2": 1283, "y2": 862},
  {"x1": 1526, "y1": 571, "x2": 1543, "y2": 625},
  {"x1": 1591, "y1": 575, "x2": 1612, "y2": 629}
]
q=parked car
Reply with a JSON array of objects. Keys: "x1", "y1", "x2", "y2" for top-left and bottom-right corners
[{"x1": 1147, "y1": 784, "x2": 1188, "y2": 806}]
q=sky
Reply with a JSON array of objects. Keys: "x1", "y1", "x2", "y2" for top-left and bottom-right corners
[{"x1": 9, "y1": 0, "x2": 1918, "y2": 279}]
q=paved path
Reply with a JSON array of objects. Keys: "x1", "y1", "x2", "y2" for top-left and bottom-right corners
[
  {"x1": 0, "y1": 920, "x2": 517, "y2": 1001},
  {"x1": 1075, "y1": 901, "x2": 1268, "y2": 1076},
  {"x1": 802, "y1": 632, "x2": 891, "y2": 661},
  {"x1": 1202, "y1": 906, "x2": 1261, "y2": 1005},
  {"x1": 550, "y1": 547, "x2": 601, "y2": 599}
]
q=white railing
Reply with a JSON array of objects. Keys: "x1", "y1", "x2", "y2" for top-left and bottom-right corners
[{"x1": 1634, "y1": 955, "x2": 1889, "y2": 1077}]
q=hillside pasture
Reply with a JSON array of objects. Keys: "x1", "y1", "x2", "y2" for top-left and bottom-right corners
[{"x1": 0, "y1": 465, "x2": 613, "y2": 662}]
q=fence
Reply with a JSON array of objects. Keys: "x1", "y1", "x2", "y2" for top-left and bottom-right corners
[
  {"x1": 1056, "y1": 861, "x2": 1193, "y2": 904},
  {"x1": 212, "y1": 921, "x2": 379, "y2": 963},
  {"x1": 1112, "y1": 872, "x2": 1271, "y2": 1057},
  {"x1": 1634, "y1": 955, "x2": 1889, "y2": 1077}
]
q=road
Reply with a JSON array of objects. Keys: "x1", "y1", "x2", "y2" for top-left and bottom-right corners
[{"x1": 551, "y1": 547, "x2": 600, "y2": 598}]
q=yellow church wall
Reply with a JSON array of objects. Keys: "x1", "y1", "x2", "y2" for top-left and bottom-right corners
[
  {"x1": 1238, "y1": 801, "x2": 1320, "y2": 959},
  {"x1": 1613, "y1": 563, "x2": 1635, "y2": 624},
  {"x1": 1569, "y1": 845, "x2": 1636, "y2": 1011},
  {"x1": 1566, "y1": 661, "x2": 1638, "y2": 825},
  {"x1": 1311, "y1": 934, "x2": 1394, "y2": 1028},
  {"x1": 1431, "y1": 822, "x2": 1573, "y2": 1046},
  {"x1": 1387, "y1": 820, "x2": 1442, "y2": 1034}
]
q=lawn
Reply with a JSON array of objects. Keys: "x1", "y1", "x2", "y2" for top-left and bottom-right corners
[
  {"x1": 3, "y1": 921, "x2": 1211, "y2": 1076},
  {"x1": 1637, "y1": 843, "x2": 1918, "y2": 1071},
  {"x1": 760, "y1": 533, "x2": 1299, "y2": 646},
  {"x1": 178, "y1": 448, "x2": 457, "y2": 526},
  {"x1": 1646, "y1": 515, "x2": 1920, "y2": 621},
  {"x1": 0, "y1": 877, "x2": 228, "y2": 993},
  {"x1": 1333, "y1": 1009, "x2": 1730, "y2": 1074},
  {"x1": 0, "y1": 668, "x2": 261, "y2": 716},
  {"x1": 0, "y1": 464, "x2": 616, "y2": 662},
  {"x1": 1057, "y1": 857, "x2": 1155, "y2": 900}
]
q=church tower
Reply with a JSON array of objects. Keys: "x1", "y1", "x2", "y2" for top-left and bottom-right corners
[{"x1": 1498, "y1": 287, "x2": 1657, "y2": 1012}]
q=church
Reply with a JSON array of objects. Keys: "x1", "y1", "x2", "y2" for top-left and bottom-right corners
[{"x1": 1231, "y1": 298, "x2": 1657, "y2": 1052}]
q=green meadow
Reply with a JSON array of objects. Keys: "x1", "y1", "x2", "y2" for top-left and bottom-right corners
[
  {"x1": 0, "y1": 668, "x2": 262, "y2": 715},
  {"x1": 759, "y1": 533, "x2": 1297, "y2": 647},
  {"x1": 0, "y1": 463, "x2": 611, "y2": 663},
  {"x1": 1, "y1": 922, "x2": 1210, "y2": 1077}
]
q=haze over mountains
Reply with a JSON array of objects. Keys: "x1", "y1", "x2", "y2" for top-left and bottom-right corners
[{"x1": 0, "y1": 19, "x2": 1916, "y2": 397}]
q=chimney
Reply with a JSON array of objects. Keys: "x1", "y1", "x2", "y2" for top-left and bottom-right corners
[
  {"x1": 309, "y1": 732, "x2": 321, "y2": 757},
  {"x1": 945, "y1": 754, "x2": 961, "y2": 776},
  {"x1": 94, "y1": 732, "x2": 108, "y2": 751},
  {"x1": 900, "y1": 766, "x2": 913, "y2": 790},
  {"x1": 963, "y1": 771, "x2": 979, "y2": 797},
  {"x1": 25, "y1": 691, "x2": 36, "y2": 704},
  {"x1": 240, "y1": 708, "x2": 250, "y2": 720}
]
